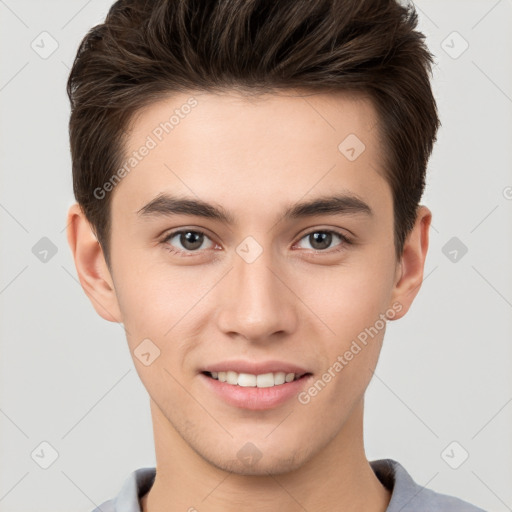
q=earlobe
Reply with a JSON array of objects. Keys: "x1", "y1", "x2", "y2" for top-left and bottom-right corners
[
  {"x1": 66, "y1": 203, "x2": 122, "y2": 323},
  {"x1": 389, "y1": 205, "x2": 431, "y2": 320}
]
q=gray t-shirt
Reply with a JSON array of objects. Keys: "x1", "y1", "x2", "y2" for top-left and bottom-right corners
[{"x1": 92, "y1": 458, "x2": 486, "y2": 512}]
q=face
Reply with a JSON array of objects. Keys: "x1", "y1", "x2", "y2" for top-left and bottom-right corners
[{"x1": 70, "y1": 89, "x2": 428, "y2": 476}]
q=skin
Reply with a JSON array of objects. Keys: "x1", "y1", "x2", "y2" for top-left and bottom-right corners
[{"x1": 67, "y1": 89, "x2": 431, "y2": 512}]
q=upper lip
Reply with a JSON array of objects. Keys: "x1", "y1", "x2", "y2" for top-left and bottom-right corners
[{"x1": 202, "y1": 360, "x2": 310, "y2": 376}]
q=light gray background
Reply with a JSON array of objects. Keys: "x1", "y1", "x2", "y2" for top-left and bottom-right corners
[{"x1": 1, "y1": 1, "x2": 511, "y2": 511}]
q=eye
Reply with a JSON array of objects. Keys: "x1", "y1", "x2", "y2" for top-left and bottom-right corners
[
  {"x1": 161, "y1": 229, "x2": 216, "y2": 254},
  {"x1": 161, "y1": 227, "x2": 352, "y2": 257},
  {"x1": 295, "y1": 229, "x2": 351, "y2": 252}
]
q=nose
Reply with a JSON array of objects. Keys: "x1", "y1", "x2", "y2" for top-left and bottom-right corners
[{"x1": 215, "y1": 247, "x2": 298, "y2": 344}]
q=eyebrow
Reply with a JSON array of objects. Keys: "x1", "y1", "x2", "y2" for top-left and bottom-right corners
[{"x1": 136, "y1": 192, "x2": 373, "y2": 224}]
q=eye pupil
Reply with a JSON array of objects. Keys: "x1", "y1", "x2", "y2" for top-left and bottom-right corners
[
  {"x1": 181, "y1": 231, "x2": 203, "y2": 250},
  {"x1": 310, "y1": 232, "x2": 332, "y2": 250},
  {"x1": 166, "y1": 229, "x2": 345, "y2": 255}
]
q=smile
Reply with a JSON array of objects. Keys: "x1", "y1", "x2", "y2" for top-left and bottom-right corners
[{"x1": 204, "y1": 371, "x2": 306, "y2": 388}]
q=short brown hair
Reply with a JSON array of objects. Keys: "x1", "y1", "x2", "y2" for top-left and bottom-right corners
[{"x1": 67, "y1": 0, "x2": 440, "y2": 270}]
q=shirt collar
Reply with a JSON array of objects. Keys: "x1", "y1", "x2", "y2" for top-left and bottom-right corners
[{"x1": 110, "y1": 458, "x2": 481, "y2": 512}]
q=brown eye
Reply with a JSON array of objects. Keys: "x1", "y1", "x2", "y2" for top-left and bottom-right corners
[
  {"x1": 296, "y1": 230, "x2": 350, "y2": 252},
  {"x1": 162, "y1": 230, "x2": 214, "y2": 253},
  {"x1": 309, "y1": 232, "x2": 333, "y2": 250}
]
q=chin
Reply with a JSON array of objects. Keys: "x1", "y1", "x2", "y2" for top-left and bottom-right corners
[{"x1": 201, "y1": 442, "x2": 315, "y2": 476}]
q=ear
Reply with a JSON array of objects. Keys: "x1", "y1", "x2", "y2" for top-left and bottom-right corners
[
  {"x1": 388, "y1": 205, "x2": 431, "y2": 320},
  {"x1": 66, "y1": 203, "x2": 122, "y2": 323}
]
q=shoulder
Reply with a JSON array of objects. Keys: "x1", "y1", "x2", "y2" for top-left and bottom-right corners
[
  {"x1": 90, "y1": 499, "x2": 115, "y2": 512},
  {"x1": 89, "y1": 467, "x2": 156, "y2": 512},
  {"x1": 370, "y1": 459, "x2": 487, "y2": 512}
]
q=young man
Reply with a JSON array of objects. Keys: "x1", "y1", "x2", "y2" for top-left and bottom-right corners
[{"x1": 66, "y1": 0, "x2": 485, "y2": 511}]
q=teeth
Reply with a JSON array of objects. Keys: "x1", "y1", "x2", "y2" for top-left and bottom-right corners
[
  {"x1": 274, "y1": 372, "x2": 286, "y2": 385},
  {"x1": 226, "y1": 371, "x2": 238, "y2": 385},
  {"x1": 207, "y1": 370, "x2": 303, "y2": 387},
  {"x1": 238, "y1": 373, "x2": 257, "y2": 387},
  {"x1": 256, "y1": 373, "x2": 274, "y2": 388}
]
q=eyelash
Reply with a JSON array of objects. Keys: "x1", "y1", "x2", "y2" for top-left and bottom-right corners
[{"x1": 160, "y1": 228, "x2": 352, "y2": 257}]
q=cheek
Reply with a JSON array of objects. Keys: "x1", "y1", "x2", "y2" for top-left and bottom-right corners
[
  {"x1": 301, "y1": 258, "x2": 395, "y2": 342},
  {"x1": 112, "y1": 261, "x2": 215, "y2": 378},
  {"x1": 297, "y1": 270, "x2": 390, "y2": 412},
  {"x1": 295, "y1": 255, "x2": 395, "y2": 399},
  {"x1": 112, "y1": 253, "x2": 188, "y2": 332}
]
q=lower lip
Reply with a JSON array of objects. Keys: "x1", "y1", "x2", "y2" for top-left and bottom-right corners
[{"x1": 200, "y1": 373, "x2": 313, "y2": 411}]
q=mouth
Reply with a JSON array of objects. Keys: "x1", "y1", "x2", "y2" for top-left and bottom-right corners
[
  {"x1": 200, "y1": 367, "x2": 313, "y2": 410},
  {"x1": 202, "y1": 370, "x2": 311, "y2": 388}
]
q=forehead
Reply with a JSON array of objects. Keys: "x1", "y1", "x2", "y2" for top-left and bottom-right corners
[{"x1": 112, "y1": 89, "x2": 389, "y2": 222}]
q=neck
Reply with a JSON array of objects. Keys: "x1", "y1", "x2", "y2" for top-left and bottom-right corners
[{"x1": 141, "y1": 398, "x2": 390, "y2": 512}]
